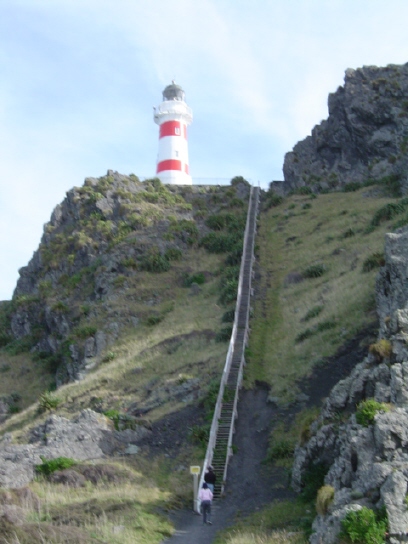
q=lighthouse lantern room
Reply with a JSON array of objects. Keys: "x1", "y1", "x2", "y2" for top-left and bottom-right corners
[{"x1": 154, "y1": 81, "x2": 193, "y2": 185}]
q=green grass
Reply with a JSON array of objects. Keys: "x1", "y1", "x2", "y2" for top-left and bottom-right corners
[
  {"x1": 214, "y1": 500, "x2": 310, "y2": 544},
  {"x1": 27, "y1": 460, "x2": 176, "y2": 544},
  {"x1": 0, "y1": 179, "x2": 401, "y2": 542},
  {"x1": 246, "y1": 187, "x2": 396, "y2": 403}
]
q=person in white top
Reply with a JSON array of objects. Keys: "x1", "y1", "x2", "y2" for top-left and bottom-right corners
[{"x1": 198, "y1": 482, "x2": 213, "y2": 525}]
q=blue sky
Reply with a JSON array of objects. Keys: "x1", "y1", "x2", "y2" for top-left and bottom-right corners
[{"x1": 1, "y1": 0, "x2": 408, "y2": 301}]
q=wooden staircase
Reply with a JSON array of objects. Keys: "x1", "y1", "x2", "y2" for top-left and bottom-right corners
[{"x1": 199, "y1": 185, "x2": 260, "y2": 502}]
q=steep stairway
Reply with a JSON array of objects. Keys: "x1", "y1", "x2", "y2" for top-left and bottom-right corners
[{"x1": 199, "y1": 185, "x2": 260, "y2": 502}]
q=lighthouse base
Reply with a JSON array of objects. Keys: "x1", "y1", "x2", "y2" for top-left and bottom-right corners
[{"x1": 157, "y1": 171, "x2": 192, "y2": 185}]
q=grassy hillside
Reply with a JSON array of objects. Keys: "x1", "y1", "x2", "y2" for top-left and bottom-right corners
[
  {"x1": 1, "y1": 179, "x2": 407, "y2": 543},
  {"x1": 246, "y1": 185, "x2": 397, "y2": 404},
  {"x1": 217, "y1": 182, "x2": 408, "y2": 544},
  {"x1": 0, "y1": 179, "x2": 250, "y2": 543}
]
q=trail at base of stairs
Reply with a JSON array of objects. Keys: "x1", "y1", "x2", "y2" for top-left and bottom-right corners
[
  {"x1": 162, "y1": 326, "x2": 375, "y2": 544},
  {"x1": 162, "y1": 386, "x2": 291, "y2": 544}
]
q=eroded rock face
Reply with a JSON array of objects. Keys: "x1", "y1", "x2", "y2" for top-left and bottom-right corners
[
  {"x1": 0, "y1": 409, "x2": 149, "y2": 489},
  {"x1": 282, "y1": 63, "x2": 408, "y2": 194},
  {"x1": 292, "y1": 227, "x2": 408, "y2": 543},
  {"x1": 5, "y1": 172, "x2": 250, "y2": 385}
]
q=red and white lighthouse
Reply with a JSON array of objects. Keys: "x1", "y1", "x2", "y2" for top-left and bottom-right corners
[{"x1": 154, "y1": 81, "x2": 192, "y2": 185}]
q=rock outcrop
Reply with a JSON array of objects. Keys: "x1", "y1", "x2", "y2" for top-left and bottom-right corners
[
  {"x1": 4, "y1": 172, "x2": 249, "y2": 385},
  {"x1": 292, "y1": 227, "x2": 408, "y2": 543},
  {"x1": 282, "y1": 63, "x2": 408, "y2": 195},
  {"x1": 0, "y1": 409, "x2": 149, "y2": 488}
]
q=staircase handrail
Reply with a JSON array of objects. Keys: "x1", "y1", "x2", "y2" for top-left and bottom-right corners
[{"x1": 196, "y1": 185, "x2": 258, "y2": 511}]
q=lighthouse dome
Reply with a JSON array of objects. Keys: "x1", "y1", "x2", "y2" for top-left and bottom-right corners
[{"x1": 162, "y1": 81, "x2": 185, "y2": 102}]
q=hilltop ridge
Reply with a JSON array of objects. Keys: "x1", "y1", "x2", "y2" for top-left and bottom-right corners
[
  {"x1": 282, "y1": 63, "x2": 408, "y2": 195},
  {"x1": 3, "y1": 173, "x2": 249, "y2": 387}
]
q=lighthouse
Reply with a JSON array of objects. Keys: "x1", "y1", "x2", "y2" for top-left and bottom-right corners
[{"x1": 154, "y1": 81, "x2": 193, "y2": 185}]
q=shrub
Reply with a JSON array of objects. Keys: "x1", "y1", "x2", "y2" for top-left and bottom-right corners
[
  {"x1": 102, "y1": 351, "x2": 115, "y2": 363},
  {"x1": 225, "y1": 246, "x2": 243, "y2": 266},
  {"x1": 206, "y1": 214, "x2": 226, "y2": 230},
  {"x1": 264, "y1": 191, "x2": 284, "y2": 209},
  {"x1": 303, "y1": 306, "x2": 324, "y2": 322},
  {"x1": 104, "y1": 409, "x2": 120, "y2": 421},
  {"x1": 392, "y1": 215, "x2": 408, "y2": 230},
  {"x1": 219, "y1": 279, "x2": 238, "y2": 305},
  {"x1": 165, "y1": 247, "x2": 183, "y2": 262},
  {"x1": 121, "y1": 257, "x2": 138, "y2": 268},
  {"x1": 342, "y1": 227, "x2": 356, "y2": 238},
  {"x1": 113, "y1": 275, "x2": 126, "y2": 287},
  {"x1": 189, "y1": 424, "x2": 210, "y2": 445},
  {"x1": 295, "y1": 328, "x2": 315, "y2": 343},
  {"x1": 268, "y1": 439, "x2": 295, "y2": 461},
  {"x1": 370, "y1": 198, "x2": 408, "y2": 227},
  {"x1": 356, "y1": 399, "x2": 390, "y2": 427},
  {"x1": 73, "y1": 325, "x2": 97, "y2": 339},
  {"x1": 103, "y1": 409, "x2": 138, "y2": 430},
  {"x1": 38, "y1": 391, "x2": 61, "y2": 411},
  {"x1": 302, "y1": 264, "x2": 327, "y2": 279},
  {"x1": 215, "y1": 326, "x2": 233, "y2": 342},
  {"x1": 369, "y1": 339, "x2": 392, "y2": 360},
  {"x1": 230, "y1": 175, "x2": 250, "y2": 187},
  {"x1": 340, "y1": 507, "x2": 387, "y2": 544},
  {"x1": 300, "y1": 462, "x2": 329, "y2": 503},
  {"x1": 222, "y1": 309, "x2": 235, "y2": 323},
  {"x1": 36, "y1": 456, "x2": 76, "y2": 476},
  {"x1": 362, "y1": 253, "x2": 385, "y2": 272},
  {"x1": 200, "y1": 232, "x2": 240, "y2": 254},
  {"x1": 229, "y1": 197, "x2": 245, "y2": 208},
  {"x1": 316, "y1": 320, "x2": 336, "y2": 333},
  {"x1": 316, "y1": 485, "x2": 335, "y2": 515},
  {"x1": 9, "y1": 392, "x2": 21, "y2": 403},
  {"x1": 380, "y1": 173, "x2": 402, "y2": 197},
  {"x1": 183, "y1": 272, "x2": 206, "y2": 287},
  {"x1": 140, "y1": 250, "x2": 170, "y2": 273},
  {"x1": 146, "y1": 314, "x2": 164, "y2": 326},
  {"x1": 343, "y1": 182, "x2": 362, "y2": 192},
  {"x1": 0, "y1": 334, "x2": 12, "y2": 348},
  {"x1": 169, "y1": 219, "x2": 199, "y2": 245},
  {"x1": 295, "y1": 186, "x2": 312, "y2": 195}
]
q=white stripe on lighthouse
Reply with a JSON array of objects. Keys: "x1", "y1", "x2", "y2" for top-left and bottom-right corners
[{"x1": 153, "y1": 82, "x2": 192, "y2": 185}]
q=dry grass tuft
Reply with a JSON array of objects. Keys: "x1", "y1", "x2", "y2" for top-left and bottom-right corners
[{"x1": 316, "y1": 485, "x2": 335, "y2": 515}]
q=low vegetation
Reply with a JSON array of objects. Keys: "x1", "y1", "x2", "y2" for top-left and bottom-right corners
[
  {"x1": 340, "y1": 506, "x2": 388, "y2": 544},
  {"x1": 355, "y1": 399, "x2": 391, "y2": 427},
  {"x1": 0, "y1": 177, "x2": 252, "y2": 543},
  {"x1": 247, "y1": 184, "x2": 397, "y2": 403},
  {"x1": 214, "y1": 500, "x2": 310, "y2": 544},
  {"x1": 0, "y1": 176, "x2": 405, "y2": 542}
]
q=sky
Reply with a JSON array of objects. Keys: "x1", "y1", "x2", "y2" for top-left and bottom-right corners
[{"x1": 1, "y1": 0, "x2": 408, "y2": 301}]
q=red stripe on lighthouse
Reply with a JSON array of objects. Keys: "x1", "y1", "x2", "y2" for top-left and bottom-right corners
[
  {"x1": 159, "y1": 121, "x2": 184, "y2": 138},
  {"x1": 157, "y1": 159, "x2": 182, "y2": 173}
]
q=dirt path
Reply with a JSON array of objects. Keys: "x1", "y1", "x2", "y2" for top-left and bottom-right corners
[
  {"x1": 161, "y1": 387, "x2": 295, "y2": 544},
  {"x1": 161, "y1": 325, "x2": 376, "y2": 543}
]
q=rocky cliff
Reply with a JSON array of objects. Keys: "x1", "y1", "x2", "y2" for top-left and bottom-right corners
[
  {"x1": 3, "y1": 171, "x2": 249, "y2": 385},
  {"x1": 282, "y1": 63, "x2": 408, "y2": 195},
  {"x1": 292, "y1": 226, "x2": 408, "y2": 543}
]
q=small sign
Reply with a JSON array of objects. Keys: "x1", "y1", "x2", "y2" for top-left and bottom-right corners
[{"x1": 190, "y1": 466, "x2": 201, "y2": 475}]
